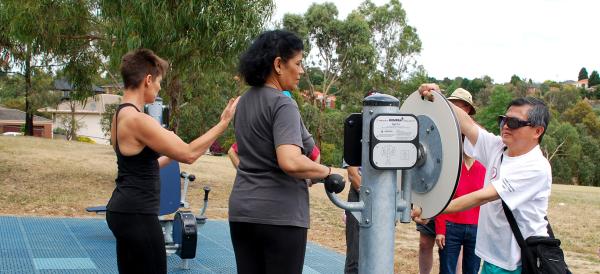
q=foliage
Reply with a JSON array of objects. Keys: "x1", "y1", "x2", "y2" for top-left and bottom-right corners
[
  {"x1": 510, "y1": 75, "x2": 522, "y2": 85},
  {"x1": 0, "y1": 74, "x2": 24, "y2": 102},
  {"x1": 320, "y1": 142, "x2": 343, "y2": 167},
  {"x1": 578, "y1": 67, "x2": 588, "y2": 80},
  {"x1": 542, "y1": 122, "x2": 581, "y2": 183},
  {"x1": 283, "y1": 0, "x2": 422, "y2": 147},
  {"x1": 543, "y1": 85, "x2": 580, "y2": 113},
  {"x1": 100, "y1": 103, "x2": 119, "y2": 140},
  {"x1": 358, "y1": 0, "x2": 421, "y2": 93},
  {"x1": 58, "y1": 115, "x2": 84, "y2": 141},
  {"x1": 99, "y1": 0, "x2": 273, "y2": 134},
  {"x1": 396, "y1": 66, "x2": 429, "y2": 101},
  {"x1": 76, "y1": 136, "x2": 96, "y2": 144},
  {"x1": 0, "y1": 0, "x2": 101, "y2": 136},
  {"x1": 562, "y1": 100, "x2": 600, "y2": 137},
  {"x1": 577, "y1": 135, "x2": 600, "y2": 186},
  {"x1": 474, "y1": 86, "x2": 513, "y2": 134},
  {"x1": 588, "y1": 70, "x2": 600, "y2": 87}
]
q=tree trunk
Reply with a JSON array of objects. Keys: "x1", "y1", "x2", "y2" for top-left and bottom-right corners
[
  {"x1": 166, "y1": 74, "x2": 182, "y2": 134},
  {"x1": 69, "y1": 103, "x2": 77, "y2": 141},
  {"x1": 24, "y1": 50, "x2": 34, "y2": 136}
]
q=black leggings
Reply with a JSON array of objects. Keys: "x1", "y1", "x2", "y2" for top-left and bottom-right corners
[
  {"x1": 106, "y1": 211, "x2": 166, "y2": 274},
  {"x1": 229, "y1": 222, "x2": 307, "y2": 274}
]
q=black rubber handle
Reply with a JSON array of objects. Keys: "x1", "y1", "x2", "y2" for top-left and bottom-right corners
[
  {"x1": 203, "y1": 186, "x2": 211, "y2": 201},
  {"x1": 324, "y1": 174, "x2": 345, "y2": 194},
  {"x1": 188, "y1": 174, "x2": 196, "y2": 182}
]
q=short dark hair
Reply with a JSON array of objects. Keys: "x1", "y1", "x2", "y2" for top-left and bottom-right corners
[
  {"x1": 507, "y1": 97, "x2": 550, "y2": 143},
  {"x1": 120, "y1": 49, "x2": 169, "y2": 89},
  {"x1": 238, "y1": 30, "x2": 304, "y2": 87}
]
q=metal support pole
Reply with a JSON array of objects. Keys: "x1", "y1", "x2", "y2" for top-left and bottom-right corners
[{"x1": 358, "y1": 94, "x2": 401, "y2": 274}]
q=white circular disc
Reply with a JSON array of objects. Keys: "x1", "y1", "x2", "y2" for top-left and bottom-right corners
[{"x1": 400, "y1": 90, "x2": 462, "y2": 219}]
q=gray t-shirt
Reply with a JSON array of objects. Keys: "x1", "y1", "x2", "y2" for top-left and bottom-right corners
[{"x1": 229, "y1": 86, "x2": 314, "y2": 228}]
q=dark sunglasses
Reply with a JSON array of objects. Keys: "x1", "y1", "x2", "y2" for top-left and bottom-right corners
[{"x1": 498, "y1": 115, "x2": 532, "y2": 129}]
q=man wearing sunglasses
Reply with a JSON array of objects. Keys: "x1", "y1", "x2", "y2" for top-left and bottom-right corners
[{"x1": 413, "y1": 83, "x2": 552, "y2": 274}]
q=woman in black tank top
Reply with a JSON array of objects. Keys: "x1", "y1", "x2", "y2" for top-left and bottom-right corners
[{"x1": 106, "y1": 49, "x2": 238, "y2": 274}]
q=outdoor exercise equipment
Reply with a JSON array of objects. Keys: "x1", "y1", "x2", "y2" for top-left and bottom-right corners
[
  {"x1": 327, "y1": 91, "x2": 463, "y2": 273},
  {"x1": 144, "y1": 96, "x2": 170, "y2": 128},
  {"x1": 86, "y1": 98, "x2": 211, "y2": 270},
  {"x1": 86, "y1": 161, "x2": 211, "y2": 270}
]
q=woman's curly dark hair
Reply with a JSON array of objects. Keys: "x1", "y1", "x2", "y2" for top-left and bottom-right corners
[{"x1": 238, "y1": 30, "x2": 304, "y2": 87}]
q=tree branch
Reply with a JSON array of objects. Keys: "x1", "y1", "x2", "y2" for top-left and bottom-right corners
[
  {"x1": 58, "y1": 34, "x2": 105, "y2": 41},
  {"x1": 547, "y1": 140, "x2": 566, "y2": 161}
]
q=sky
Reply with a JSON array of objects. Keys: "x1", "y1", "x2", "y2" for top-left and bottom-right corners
[{"x1": 273, "y1": 0, "x2": 600, "y2": 83}]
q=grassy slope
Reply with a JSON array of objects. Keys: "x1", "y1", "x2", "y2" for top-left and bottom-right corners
[{"x1": 0, "y1": 136, "x2": 598, "y2": 273}]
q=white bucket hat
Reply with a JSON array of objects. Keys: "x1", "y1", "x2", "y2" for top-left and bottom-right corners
[{"x1": 447, "y1": 88, "x2": 476, "y2": 115}]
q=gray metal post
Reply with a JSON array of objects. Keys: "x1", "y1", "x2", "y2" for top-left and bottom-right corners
[{"x1": 358, "y1": 94, "x2": 401, "y2": 274}]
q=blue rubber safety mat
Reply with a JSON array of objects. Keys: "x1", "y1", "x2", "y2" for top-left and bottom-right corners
[{"x1": 0, "y1": 216, "x2": 345, "y2": 273}]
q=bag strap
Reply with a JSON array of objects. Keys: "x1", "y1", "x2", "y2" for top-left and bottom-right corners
[
  {"x1": 498, "y1": 148, "x2": 527, "y2": 249},
  {"x1": 502, "y1": 200, "x2": 527, "y2": 248}
]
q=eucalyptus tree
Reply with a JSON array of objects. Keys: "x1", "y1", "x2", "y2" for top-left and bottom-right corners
[
  {"x1": 99, "y1": 0, "x2": 273, "y2": 134},
  {"x1": 0, "y1": 0, "x2": 100, "y2": 136},
  {"x1": 284, "y1": 3, "x2": 375, "y2": 103},
  {"x1": 358, "y1": 0, "x2": 422, "y2": 95},
  {"x1": 283, "y1": 3, "x2": 375, "y2": 145}
]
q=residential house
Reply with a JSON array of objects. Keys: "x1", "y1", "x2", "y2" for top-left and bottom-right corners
[
  {"x1": 39, "y1": 93, "x2": 122, "y2": 144},
  {"x1": 101, "y1": 82, "x2": 124, "y2": 95},
  {"x1": 300, "y1": 90, "x2": 337, "y2": 109},
  {"x1": 53, "y1": 79, "x2": 104, "y2": 100},
  {"x1": 0, "y1": 106, "x2": 53, "y2": 138},
  {"x1": 576, "y1": 79, "x2": 589, "y2": 89}
]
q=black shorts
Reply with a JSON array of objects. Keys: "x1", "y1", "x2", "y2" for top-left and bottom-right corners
[{"x1": 416, "y1": 220, "x2": 436, "y2": 237}]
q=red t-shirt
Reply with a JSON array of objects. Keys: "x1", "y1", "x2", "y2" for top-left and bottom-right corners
[{"x1": 434, "y1": 160, "x2": 486, "y2": 235}]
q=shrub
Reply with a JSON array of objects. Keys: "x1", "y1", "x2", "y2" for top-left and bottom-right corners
[{"x1": 76, "y1": 136, "x2": 96, "y2": 144}]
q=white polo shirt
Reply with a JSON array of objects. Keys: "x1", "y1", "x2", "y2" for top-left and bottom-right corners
[{"x1": 470, "y1": 128, "x2": 551, "y2": 271}]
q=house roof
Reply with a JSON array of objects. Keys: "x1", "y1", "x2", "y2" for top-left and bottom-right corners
[
  {"x1": 38, "y1": 94, "x2": 122, "y2": 114},
  {"x1": 0, "y1": 106, "x2": 52, "y2": 123},
  {"x1": 100, "y1": 82, "x2": 124, "y2": 89},
  {"x1": 54, "y1": 79, "x2": 104, "y2": 93},
  {"x1": 578, "y1": 79, "x2": 589, "y2": 84}
]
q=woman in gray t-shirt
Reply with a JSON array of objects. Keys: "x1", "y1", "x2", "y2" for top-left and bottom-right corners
[{"x1": 229, "y1": 30, "x2": 344, "y2": 274}]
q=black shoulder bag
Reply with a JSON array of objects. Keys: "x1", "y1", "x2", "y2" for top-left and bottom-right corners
[
  {"x1": 499, "y1": 150, "x2": 571, "y2": 274},
  {"x1": 501, "y1": 202, "x2": 571, "y2": 274}
]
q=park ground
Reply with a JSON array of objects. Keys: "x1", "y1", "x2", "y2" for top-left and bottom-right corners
[{"x1": 0, "y1": 136, "x2": 598, "y2": 273}]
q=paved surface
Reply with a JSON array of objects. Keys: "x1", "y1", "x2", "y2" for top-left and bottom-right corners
[{"x1": 0, "y1": 216, "x2": 344, "y2": 273}]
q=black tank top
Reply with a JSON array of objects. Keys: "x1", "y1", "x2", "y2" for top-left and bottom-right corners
[{"x1": 106, "y1": 103, "x2": 161, "y2": 215}]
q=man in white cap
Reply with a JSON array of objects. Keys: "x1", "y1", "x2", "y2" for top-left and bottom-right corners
[{"x1": 448, "y1": 88, "x2": 476, "y2": 115}]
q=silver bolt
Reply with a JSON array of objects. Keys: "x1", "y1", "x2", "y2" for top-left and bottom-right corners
[
  {"x1": 365, "y1": 218, "x2": 370, "y2": 224},
  {"x1": 430, "y1": 125, "x2": 435, "y2": 131},
  {"x1": 369, "y1": 110, "x2": 374, "y2": 114},
  {"x1": 365, "y1": 189, "x2": 371, "y2": 195}
]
